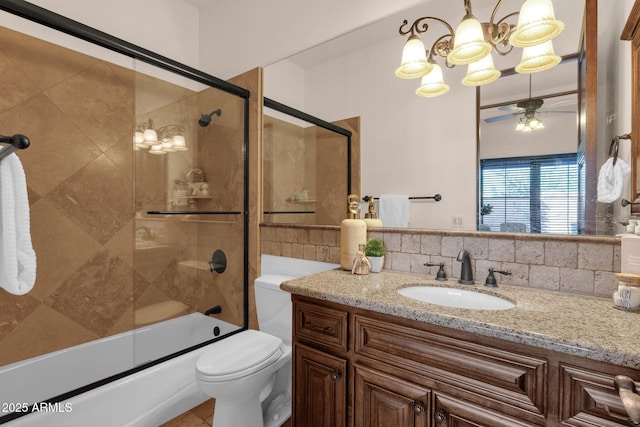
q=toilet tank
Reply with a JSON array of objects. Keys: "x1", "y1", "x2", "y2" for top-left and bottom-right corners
[{"x1": 255, "y1": 275, "x2": 295, "y2": 346}]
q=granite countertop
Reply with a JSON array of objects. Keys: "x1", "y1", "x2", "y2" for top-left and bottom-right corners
[{"x1": 280, "y1": 269, "x2": 640, "y2": 369}]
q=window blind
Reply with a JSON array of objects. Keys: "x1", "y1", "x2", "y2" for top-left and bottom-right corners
[{"x1": 480, "y1": 153, "x2": 578, "y2": 234}]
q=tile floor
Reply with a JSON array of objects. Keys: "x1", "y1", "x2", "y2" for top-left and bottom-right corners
[
  {"x1": 161, "y1": 399, "x2": 214, "y2": 427},
  {"x1": 162, "y1": 399, "x2": 292, "y2": 427}
]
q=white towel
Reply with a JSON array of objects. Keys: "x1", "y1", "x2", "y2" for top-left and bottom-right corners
[
  {"x1": 597, "y1": 157, "x2": 631, "y2": 203},
  {"x1": 379, "y1": 194, "x2": 410, "y2": 228},
  {"x1": 0, "y1": 153, "x2": 36, "y2": 295}
]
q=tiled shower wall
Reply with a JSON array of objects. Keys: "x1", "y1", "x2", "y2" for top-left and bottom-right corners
[
  {"x1": 0, "y1": 27, "x2": 136, "y2": 365},
  {"x1": 260, "y1": 224, "x2": 621, "y2": 298},
  {"x1": 0, "y1": 27, "x2": 246, "y2": 367}
]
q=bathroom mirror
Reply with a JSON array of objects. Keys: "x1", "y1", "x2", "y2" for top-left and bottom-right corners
[
  {"x1": 262, "y1": 98, "x2": 354, "y2": 226},
  {"x1": 263, "y1": 0, "x2": 633, "y2": 235}
]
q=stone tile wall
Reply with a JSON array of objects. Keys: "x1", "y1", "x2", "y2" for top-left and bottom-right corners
[{"x1": 260, "y1": 224, "x2": 621, "y2": 298}]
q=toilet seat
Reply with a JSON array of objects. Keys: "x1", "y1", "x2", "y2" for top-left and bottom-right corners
[{"x1": 196, "y1": 330, "x2": 284, "y2": 382}]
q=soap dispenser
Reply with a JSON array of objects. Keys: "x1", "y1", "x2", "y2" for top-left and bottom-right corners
[
  {"x1": 363, "y1": 196, "x2": 383, "y2": 228},
  {"x1": 340, "y1": 194, "x2": 367, "y2": 270}
]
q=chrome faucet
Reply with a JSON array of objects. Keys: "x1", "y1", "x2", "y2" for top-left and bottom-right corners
[{"x1": 457, "y1": 250, "x2": 474, "y2": 284}]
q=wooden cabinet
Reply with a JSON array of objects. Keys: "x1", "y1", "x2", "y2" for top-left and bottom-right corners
[
  {"x1": 354, "y1": 364, "x2": 430, "y2": 427},
  {"x1": 294, "y1": 343, "x2": 347, "y2": 427},
  {"x1": 291, "y1": 295, "x2": 639, "y2": 427}
]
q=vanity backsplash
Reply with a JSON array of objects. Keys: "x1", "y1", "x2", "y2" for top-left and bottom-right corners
[{"x1": 260, "y1": 224, "x2": 620, "y2": 298}]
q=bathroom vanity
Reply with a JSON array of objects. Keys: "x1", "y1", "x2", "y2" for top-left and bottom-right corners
[{"x1": 281, "y1": 270, "x2": 640, "y2": 426}]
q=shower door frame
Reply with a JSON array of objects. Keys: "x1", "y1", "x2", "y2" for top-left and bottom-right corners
[{"x1": 0, "y1": 0, "x2": 250, "y2": 422}]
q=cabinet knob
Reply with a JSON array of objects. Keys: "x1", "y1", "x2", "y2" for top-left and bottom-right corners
[
  {"x1": 330, "y1": 370, "x2": 342, "y2": 382},
  {"x1": 434, "y1": 410, "x2": 447, "y2": 423},
  {"x1": 412, "y1": 400, "x2": 426, "y2": 415}
]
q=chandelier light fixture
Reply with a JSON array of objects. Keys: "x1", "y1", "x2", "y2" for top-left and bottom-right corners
[
  {"x1": 395, "y1": 0, "x2": 564, "y2": 98},
  {"x1": 134, "y1": 119, "x2": 188, "y2": 155}
]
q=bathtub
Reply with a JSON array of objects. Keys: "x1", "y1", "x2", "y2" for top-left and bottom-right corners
[{"x1": 0, "y1": 313, "x2": 239, "y2": 426}]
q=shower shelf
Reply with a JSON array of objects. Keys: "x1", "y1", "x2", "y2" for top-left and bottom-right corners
[{"x1": 147, "y1": 210, "x2": 242, "y2": 215}]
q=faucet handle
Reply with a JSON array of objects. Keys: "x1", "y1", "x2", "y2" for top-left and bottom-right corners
[
  {"x1": 424, "y1": 262, "x2": 447, "y2": 281},
  {"x1": 485, "y1": 268, "x2": 511, "y2": 287}
]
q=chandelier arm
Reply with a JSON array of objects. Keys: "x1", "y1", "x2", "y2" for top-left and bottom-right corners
[
  {"x1": 399, "y1": 16, "x2": 454, "y2": 37},
  {"x1": 429, "y1": 33, "x2": 454, "y2": 59},
  {"x1": 488, "y1": 9, "x2": 519, "y2": 44}
]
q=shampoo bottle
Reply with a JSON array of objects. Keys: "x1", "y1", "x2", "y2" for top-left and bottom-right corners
[{"x1": 340, "y1": 194, "x2": 367, "y2": 270}]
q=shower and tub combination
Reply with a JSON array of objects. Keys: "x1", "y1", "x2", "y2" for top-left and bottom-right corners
[{"x1": 0, "y1": 0, "x2": 250, "y2": 425}]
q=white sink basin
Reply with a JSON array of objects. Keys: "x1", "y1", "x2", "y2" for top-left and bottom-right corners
[{"x1": 398, "y1": 286, "x2": 515, "y2": 310}]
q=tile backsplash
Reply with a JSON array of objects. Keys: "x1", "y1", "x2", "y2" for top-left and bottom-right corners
[{"x1": 260, "y1": 224, "x2": 620, "y2": 298}]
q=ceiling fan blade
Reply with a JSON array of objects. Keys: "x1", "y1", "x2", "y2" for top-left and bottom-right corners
[
  {"x1": 498, "y1": 105, "x2": 522, "y2": 113},
  {"x1": 538, "y1": 110, "x2": 576, "y2": 114},
  {"x1": 484, "y1": 114, "x2": 516, "y2": 123},
  {"x1": 544, "y1": 98, "x2": 575, "y2": 108}
]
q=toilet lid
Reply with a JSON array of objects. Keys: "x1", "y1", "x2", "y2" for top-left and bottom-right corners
[{"x1": 196, "y1": 330, "x2": 283, "y2": 381}]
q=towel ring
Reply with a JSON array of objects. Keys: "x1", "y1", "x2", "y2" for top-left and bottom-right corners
[{"x1": 609, "y1": 133, "x2": 632, "y2": 166}]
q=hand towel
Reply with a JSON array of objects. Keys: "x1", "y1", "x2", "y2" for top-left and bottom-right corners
[
  {"x1": 597, "y1": 157, "x2": 631, "y2": 203},
  {"x1": 0, "y1": 153, "x2": 36, "y2": 295},
  {"x1": 379, "y1": 194, "x2": 410, "y2": 228}
]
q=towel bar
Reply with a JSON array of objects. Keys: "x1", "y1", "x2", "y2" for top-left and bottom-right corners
[
  {"x1": 362, "y1": 194, "x2": 442, "y2": 202},
  {"x1": 0, "y1": 134, "x2": 30, "y2": 161}
]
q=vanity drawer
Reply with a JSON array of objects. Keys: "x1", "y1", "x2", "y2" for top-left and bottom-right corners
[
  {"x1": 559, "y1": 364, "x2": 634, "y2": 426},
  {"x1": 294, "y1": 300, "x2": 348, "y2": 352},
  {"x1": 353, "y1": 315, "x2": 548, "y2": 422}
]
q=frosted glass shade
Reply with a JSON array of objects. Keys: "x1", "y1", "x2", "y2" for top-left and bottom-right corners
[
  {"x1": 172, "y1": 135, "x2": 188, "y2": 151},
  {"x1": 515, "y1": 40, "x2": 561, "y2": 73},
  {"x1": 462, "y1": 53, "x2": 501, "y2": 86},
  {"x1": 148, "y1": 144, "x2": 166, "y2": 155},
  {"x1": 161, "y1": 139, "x2": 175, "y2": 152},
  {"x1": 415, "y1": 64, "x2": 449, "y2": 97},
  {"x1": 143, "y1": 128, "x2": 158, "y2": 145},
  {"x1": 447, "y1": 14, "x2": 491, "y2": 65},
  {"x1": 395, "y1": 35, "x2": 432, "y2": 79},
  {"x1": 509, "y1": 0, "x2": 564, "y2": 47}
]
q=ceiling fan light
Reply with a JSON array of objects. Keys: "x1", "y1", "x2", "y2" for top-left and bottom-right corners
[
  {"x1": 462, "y1": 53, "x2": 501, "y2": 86},
  {"x1": 509, "y1": 0, "x2": 564, "y2": 47},
  {"x1": 515, "y1": 40, "x2": 561, "y2": 74},
  {"x1": 447, "y1": 14, "x2": 492, "y2": 65},
  {"x1": 395, "y1": 35, "x2": 432, "y2": 79},
  {"x1": 415, "y1": 63, "x2": 450, "y2": 97},
  {"x1": 515, "y1": 120, "x2": 526, "y2": 132}
]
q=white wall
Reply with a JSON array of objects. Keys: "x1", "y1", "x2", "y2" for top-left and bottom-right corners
[{"x1": 0, "y1": 0, "x2": 200, "y2": 69}]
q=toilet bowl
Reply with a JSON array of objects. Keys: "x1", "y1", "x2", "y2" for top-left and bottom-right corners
[
  {"x1": 196, "y1": 329, "x2": 291, "y2": 427},
  {"x1": 195, "y1": 274, "x2": 295, "y2": 427}
]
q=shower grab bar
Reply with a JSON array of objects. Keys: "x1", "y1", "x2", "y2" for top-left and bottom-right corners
[
  {"x1": 0, "y1": 134, "x2": 30, "y2": 161},
  {"x1": 362, "y1": 194, "x2": 442, "y2": 202}
]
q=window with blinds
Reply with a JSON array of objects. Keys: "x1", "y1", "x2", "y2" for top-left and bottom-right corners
[{"x1": 479, "y1": 153, "x2": 578, "y2": 234}]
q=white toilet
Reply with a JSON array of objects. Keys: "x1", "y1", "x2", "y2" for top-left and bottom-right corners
[{"x1": 195, "y1": 274, "x2": 294, "y2": 427}]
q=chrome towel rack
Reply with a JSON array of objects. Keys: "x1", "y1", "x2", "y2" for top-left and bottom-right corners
[{"x1": 0, "y1": 134, "x2": 30, "y2": 161}]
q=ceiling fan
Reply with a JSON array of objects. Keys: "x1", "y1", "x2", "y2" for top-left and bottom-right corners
[{"x1": 483, "y1": 76, "x2": 576, "y2": 132}]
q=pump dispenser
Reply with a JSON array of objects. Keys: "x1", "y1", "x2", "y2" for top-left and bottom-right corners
[
  {"x1": 363, "y1": 196, "x2": 383, "y2": 228},
  {"x1": 340, "y1": 194, "x2": 367, "y2": 270}
]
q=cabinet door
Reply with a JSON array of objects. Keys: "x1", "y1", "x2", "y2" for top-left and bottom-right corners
[
  {"x1": 433, "y1": 393, "x2": 538, "y2": 427},
  {"x1": 354, "y1": 364, "x2": 430, "y2": 427},
  {"x1": 294, "y1": 343, "x2": 347, "y2": 427}
]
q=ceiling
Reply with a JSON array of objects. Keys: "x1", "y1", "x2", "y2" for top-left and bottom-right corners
[{"x1": 186, "y1": 0, "x2": 585, "y2": 80}]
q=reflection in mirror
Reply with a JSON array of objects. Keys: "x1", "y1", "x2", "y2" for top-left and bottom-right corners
[
  {"x1": 264, "y1": 0, "x2": 633, "y2": 236},
  {"x1": 478, "y1": 59, "x2": 581, "y2": 234},
  {"x1": 263, "y1": 99, "x2": 354, "y2": 226}
]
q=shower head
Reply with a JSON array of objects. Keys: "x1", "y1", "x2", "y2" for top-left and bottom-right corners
[{"x1": 198, "y1": 108, "x2": 222, "y2": 127}]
